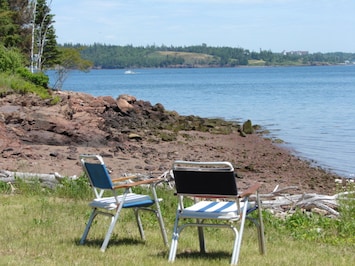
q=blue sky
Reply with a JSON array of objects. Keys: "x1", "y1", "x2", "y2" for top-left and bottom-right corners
[{"x1": 50, "y1": 0, "x2": 355, "y2": 53}]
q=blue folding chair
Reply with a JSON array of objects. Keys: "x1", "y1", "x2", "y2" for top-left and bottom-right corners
[
  {"x1": 79, "y1": 154, "x2": 168, "y2": 251},
  {"x1": 168, "y1": 161, "x2": 265, "y2": 265}
]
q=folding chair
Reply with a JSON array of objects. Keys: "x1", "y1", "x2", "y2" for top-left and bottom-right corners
[
  {"x1": 168, "y1": 160, "x2": 265, "y2": 265},
  {"x1": 79, "y1": 154, "x2": 168, "y2": 252}
]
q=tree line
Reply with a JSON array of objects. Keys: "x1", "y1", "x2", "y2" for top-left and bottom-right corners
[
  {"x1": 63, "y1": 43, "x2": 355, "y2": 69},
  {"x1": 1, "y1": 0, "x2": 354, "y2": 75}
]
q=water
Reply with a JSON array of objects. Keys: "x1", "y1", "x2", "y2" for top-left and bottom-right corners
[{"x1": 47, "y1": 65, "x2": 355, "y2": 178}]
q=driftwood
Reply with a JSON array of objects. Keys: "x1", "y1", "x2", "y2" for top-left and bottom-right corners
[
  {"x1": 0, "y1": 170, "x2": 166, "y2": 189},
  {"x1": 0, "y1": 170, "x2": 78, "y2": 189},
  {"x1": 259, "y1": 185, "x2": 355, "y2": 217}
]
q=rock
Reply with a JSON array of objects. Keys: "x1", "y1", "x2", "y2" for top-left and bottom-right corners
[
  {"x1": 128, "y1": 133, "x2": 142, "y2": 140},
  {"x1": 242, "y1": 119, "x2": 254, "y2": 134},
  {"x1": 117, "y1": 94, "x2": 136, "y2": 113}
]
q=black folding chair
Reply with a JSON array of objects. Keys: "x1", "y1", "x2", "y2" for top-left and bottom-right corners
[{"x1": 168, "y1": 160, "x2": 265, "y2": 265}]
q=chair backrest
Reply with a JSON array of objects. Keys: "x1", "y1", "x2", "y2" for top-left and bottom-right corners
[
  {"x1": 172, "y1": 161, "x2": 238, "y2": 197},
  {"x1": 80, "y1": 155, "x2": 114, "y2": 190}
]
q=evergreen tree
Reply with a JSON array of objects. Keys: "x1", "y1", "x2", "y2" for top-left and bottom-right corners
[
  {"x1": 0, "y1": 0, "x2": 21, "y2": 47},
  {"x1": 8, "y1": 0, "x2": 33, "y2": 56}
]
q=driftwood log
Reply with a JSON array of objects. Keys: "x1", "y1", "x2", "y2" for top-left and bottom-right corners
[
  {"x1": 0, "y1": 170, "x2": 78, "y2": 189},
  {"x1": 0, "y1": 170, "x2": 163, "y2": 189},
  {"x1": 259, "y1": 185, "x2": 355, "y2": 217}
]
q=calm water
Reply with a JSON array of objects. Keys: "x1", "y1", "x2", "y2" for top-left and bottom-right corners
[{"x1": 47, "y1": 65, "x2": 355, "y2": 178}]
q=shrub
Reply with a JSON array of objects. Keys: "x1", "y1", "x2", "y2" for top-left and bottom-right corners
[
  {"x1": 16, "y1": 67, "x2": 49, "y2": 88},
  {"x1": 0, "y1": 44, "x2": 24, "y2": 73}
]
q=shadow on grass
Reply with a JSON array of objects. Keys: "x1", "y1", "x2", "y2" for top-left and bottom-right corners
[
  {"x1": 174, "y1": 250, "x2": 231, "y2": 260},
  {"x1": 74, "y1": 237, "x2": 145, "y2": 248}
]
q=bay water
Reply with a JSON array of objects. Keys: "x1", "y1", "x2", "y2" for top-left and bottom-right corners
[{"x1": 47, "y1": 65, "x2": 355, "y2": 178}]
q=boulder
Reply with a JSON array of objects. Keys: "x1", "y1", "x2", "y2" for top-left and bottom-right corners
[{"x1": 117, "y1": 94, "x2": 136, "y2": 113}]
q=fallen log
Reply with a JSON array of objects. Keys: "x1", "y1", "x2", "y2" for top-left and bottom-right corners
[
  {"x1": 0, "y1": 170, "x2": 78, "y2": 189},
  {"x1": 259, "y1": 185, "x2": 355, "y2": 217}
]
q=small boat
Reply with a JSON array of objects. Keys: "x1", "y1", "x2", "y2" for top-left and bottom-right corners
[{"x1": 124, "y1": 70, "x2": 136, "y2": 75}]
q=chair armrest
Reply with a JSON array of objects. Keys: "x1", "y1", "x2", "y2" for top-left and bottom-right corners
[
  {"x1": 238, "y1": 183, "x2": 261, "y2": 198},
  {"x1": 113, "y1": 177, "x2": 163, "y2": 189},
  {"x1": 111, "y1": 175, "x2": 137, "y2": 182}
]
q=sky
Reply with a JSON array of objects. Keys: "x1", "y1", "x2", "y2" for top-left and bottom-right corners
[{"x1": 50, "y1": 0, "x2": 355, "y2": 53}]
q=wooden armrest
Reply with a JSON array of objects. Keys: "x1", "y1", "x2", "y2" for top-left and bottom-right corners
[
  {"x1": 113, "y1": 177, "x2": 162, "y2": 189},
  {"x1": 111, "y1": 175, "x2": 137, "y2": 182},
  {"x1": 238, "y1": 183, "x2": 261, "y2": 198}
]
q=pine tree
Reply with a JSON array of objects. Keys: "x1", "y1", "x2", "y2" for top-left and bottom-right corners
[{"x1": 0, "y1": 0, "x2": 21, "y2": 47}]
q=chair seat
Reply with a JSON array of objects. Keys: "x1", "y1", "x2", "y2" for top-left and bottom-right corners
[
  {"x1": 90, "y1": 193, "x2": 154, "y2": 210},
  {"x1": 180, "y1": 201, "x2": 252, "y2": 220}
]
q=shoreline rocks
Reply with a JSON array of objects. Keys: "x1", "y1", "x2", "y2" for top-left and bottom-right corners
[{"x1": 0, "y1": 91, "x2": 342, "y2": 195}]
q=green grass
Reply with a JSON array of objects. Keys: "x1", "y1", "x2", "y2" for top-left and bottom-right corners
[{"x1": 1, "y1": 179, "x2": 355, "y2": 266}]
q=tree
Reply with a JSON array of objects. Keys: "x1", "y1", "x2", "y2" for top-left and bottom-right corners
[
  {"x1": 8, "y1": 0, "x2": 33, "y2": 55},
  {"x1": 52, "y1": 47, "x2": 92, "y2": 90},
  {"x1": 0, "y1": 0, "x2": 21, "y2": 47},
  {"x1": 31, "y1": 0, "x2": 60, "y2": 71}
]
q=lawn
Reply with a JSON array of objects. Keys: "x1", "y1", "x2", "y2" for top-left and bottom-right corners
[{"x1": 0, "y1": 179, "x2": 354, "y2": 266}]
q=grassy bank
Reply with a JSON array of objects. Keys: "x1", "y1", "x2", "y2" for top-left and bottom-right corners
[{"x1": 0, "y1": 179, "x2": 354, "y2": 265}]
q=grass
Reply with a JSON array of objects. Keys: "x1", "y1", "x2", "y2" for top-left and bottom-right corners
[
  {"x1": 0, "y1": 179, "x2": 355, "y2": 266},
  {"x1": 150, "y1": 51, "x2": 218, "y2": 66}
]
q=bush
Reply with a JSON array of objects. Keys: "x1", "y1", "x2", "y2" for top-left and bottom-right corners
[
  {"x1": 0, "y1": 44, "x2": 24, "y2": 73},
  {"x1": 0, "y1": 72, "x2": 52, "y2": 99},
  {"x1": 16, "y1": 68, "x2": 49, "y2": 88}
]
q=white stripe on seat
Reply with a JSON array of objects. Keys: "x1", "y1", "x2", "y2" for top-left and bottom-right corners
[
  {"x1": 180, "y1": 201, "x2": 252, "y2": 220},
  {"x1": 90, "y1": 193, "x2": 152, "y2": 210}
]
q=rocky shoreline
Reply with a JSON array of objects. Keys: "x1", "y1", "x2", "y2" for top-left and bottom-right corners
[{"x1": 0, "y1": 91, "x2": 343, "y2": 194}]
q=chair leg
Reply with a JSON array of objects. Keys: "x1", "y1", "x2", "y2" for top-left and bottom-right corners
[
  {"x1": 197, "y1": 220, "x2": 206, "y2": 253},
  {"x1": 168, "y1": 216, "x2": 180, "y2": 262},
  {"x1": 231, "y1": 198, "x2": 249, "y2": 265},
  {"x1": 257, "y1": 210, "x2": 266, "y2": 254},
  {"x1": 80, "y1": 209, "x2": 98, "y2": 245},
  {"x1": 256, "y1": 193, "x2": 266, "y2": 255},
  {"x1": 155, "y1": 207, "x2": 169, "y2": 247},
  {"x1": 152, "y1": 186, "x2": 169, "y2": 247},
  {"x1": 168, "y1": 231, "x2": 180, "y2": 262},
  {"x1": 134, "y1": 208, "x2": 145, "y2": 240},
  {"x1": 230, "y1": 227, "x2": 240, "y2": 266},
  {"x1": 100, "y1": 204, "x2": 125, "y2": 252}
]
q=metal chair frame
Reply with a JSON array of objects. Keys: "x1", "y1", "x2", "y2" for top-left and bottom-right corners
[
  {"x1": 79, "y1": 154, "x2": 168, "y2": 252},
  {"x1": 168, "y1": 160, "x2": 265, "y2": 265}
]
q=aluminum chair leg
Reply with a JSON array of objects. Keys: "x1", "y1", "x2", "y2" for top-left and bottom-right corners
[
  {"x1": 230, "y1": 227, "x2": 240, "y2": 266},
  {"x1": 168, "y1": 215, "x2": 180, "y2": 262},
  {"x1": 155, "y1": 208, "x2": 169, "y2": 247},
  {"x1": 169, "y1": 231, "x2": 179, "y2": 262},
  {"x1": 134, "y1": 208, "x2": 145, "y2": 240},
  {"x1": 231, "y1": 198, "x2": 249, "y2": 265},
  {"x1": 152, "y1": 185, "x2": 169, "y2": 247},
  {"x1": 257, "y1": 193, "x2": 266, "y2": 255},
  {"x1": 80, "y1": 209, "x2": 98, "y2": 245},
  {"x1": 100, "y1": 203, "x2": 125, "y2": 252},
  {"x1": 197, "y1": 221, "x2": 206, "y2": 253}
]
